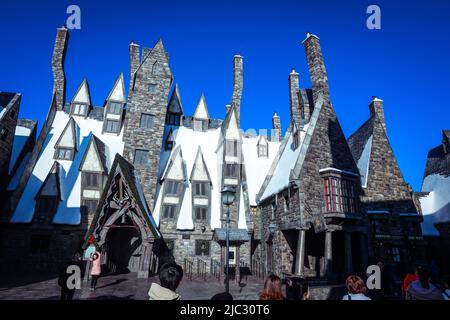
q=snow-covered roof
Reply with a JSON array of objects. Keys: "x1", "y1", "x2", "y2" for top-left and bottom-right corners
[
  {"x1": 8, "y1": 125, "x2": 32, "y2": 174},
  {"x1": 419, "y1": 173, "x2": 450, "y2": 236},
  {"x1": 7, "y1": 152, "x2": 31, "y2": 191},
  {"x1": 242, "y1": 135, "x2": 280, "y2": 205},
  {"x1": 153, "y1": 125, "x2": 222, "y2": 229},
  {"x1": 153, "y1": 124, "x2": 280, "y2": 229},
  {"x1": 356, "y1": 135, "x2": 372, "y2": 188},
  {"x1": 11, "y1": 110, "x2": 124, "y2": 224},
  {"x1": 259, "y1": 126, "x2": 308, "y2": 201}
]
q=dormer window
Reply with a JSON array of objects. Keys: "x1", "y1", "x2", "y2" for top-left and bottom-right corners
[
  {"x1": 105, "y1": 120, "x2": 120, "y2": 134},
  {"x1": 55, "y1": 147, "x2": 73, "y2": 160},
  {"x1": 193, "y1": 119, "x2": 207, "y2": 132},
  {"x1": 225, "y1": 163, "x2": 239, "y2": 178},
  {"x1": 167, "y1": 113, "x2": 181, "y2": 126},
  {"x1": 166, "y1": 180, "x2": 181, "y2": 195},
  {"x1": 226, "y1": 140, "x2": 239, "y2": 157},
  {"x1": 72, "y1": 103, "x2": 87, "y2": 116},
  {"x1": 258, "y1": 144, "x2": 268, "y2": 158},
  {"x1": 35, "y1": 197, "x2": 59, "y2": 224},
  {"x1": 108, "y1": 102, "x2": 122, "y2": 115}
]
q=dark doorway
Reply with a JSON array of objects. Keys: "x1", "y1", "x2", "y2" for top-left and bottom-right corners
[{"x1": 105, "y1": 226, "x2": 142, "y2": 274}]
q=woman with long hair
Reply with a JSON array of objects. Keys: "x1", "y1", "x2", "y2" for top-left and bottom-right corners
[{"x1": 260, "y1": 274, "x2": 285, "y2": 300}]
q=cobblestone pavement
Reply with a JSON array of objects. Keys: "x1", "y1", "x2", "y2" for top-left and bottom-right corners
[{"x1": 0, "y1": 273, "x2": 264, "y2": 300}]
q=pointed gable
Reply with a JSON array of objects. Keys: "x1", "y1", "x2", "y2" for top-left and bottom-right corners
[
  {"x1": 134, "y1": 38, "x2": 172, "y2": 80},
  {"x1": 36, "y1": 162, "x2": 62, "y2": 199},
  {"x1": 257, "y1": 135, "x2": 269, "y2": 146},
  {"x1": 79, "y1": 135, "x2": 108, "y2": 173},
  {"x1": 83, "y1": 154, "x2": 161, "y2": 249},
  {"x1": 190, "y1": 147, "x2": 212, "y2": 182},
  {"x1": 163, "y1": 146, "x2": 187, "y2": 181},
  {"x1": 348, "y1": 103, "x2": 413, "y2": 205},
  {"x1": 106, "y1": 73, "x2": 126, "y2": 103},
  {"x1": 168, "y1": 84, "x2": 183, "y2": 114},
  {"x1": 193, "y1": 94, "x2": 210, "y2": 120},
  {"x1": 224, "y1": 107, "x2": 241, "y2": 140},
  {"x1": 71, "y1": 79, "x2": 91, "y2": 105},
  {"x1": 55, "y1": 117, "x2": 77, "y2": 150}
]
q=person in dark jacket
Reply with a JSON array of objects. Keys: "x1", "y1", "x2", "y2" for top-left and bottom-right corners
[
  {"x1": 58, "y1": 252, "x2": 85, "y2": 301},
  {"x1": 374, "y1": 261, "x2": 398, "y2": 300},
  {"x1": 406, "y1": 268, "x2": 443, "y2": 300}
]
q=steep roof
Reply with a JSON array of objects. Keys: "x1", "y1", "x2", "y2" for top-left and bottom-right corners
[
  {"x1": 71, "y1": 79, "x2": 91, "y2": 105},
  {"x1": 10, "y1": 110, "x2": 124, "y2": 224},
  {"x1": 348, "y1": 103, "x2": 417, "y2": 213},
  {"x1": 106, "y1": 73, "x2": 126, "y2": 103},
  {"x1": 193, "y1": 94, "x2": 210, "y2": 120},
  {"x1": 83, "y1": 154, "x2": 161, "y2": 248},
  {"x1": 167, "y1": 84, "x2": 183, "y2": 114}
]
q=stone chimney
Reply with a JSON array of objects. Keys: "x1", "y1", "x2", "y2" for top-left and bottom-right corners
[
  {"x1": 225, "y1": 104, "x2": 231, "y2": 114},
  {"x1": 272, "y1": 112, "x2": 282, "y2": 142},
  {"x1": 369, "y1": 96, "x2": 386, "y2": 131},
  {"x1": 289, "y1": 69, "x2": 301, "y2": 126},
  {"x1": 232, "y1": 54, "x2": 243, "y2": 126},
  {"x1": 302, "y1": 33, "x2": 329, "y2": 103},
  {"x1": 130, "y1": 41, "x2": 141, "y2": 81},
  {"x1": 52, "y1": 26, "x2": 69, "y2": 110}
]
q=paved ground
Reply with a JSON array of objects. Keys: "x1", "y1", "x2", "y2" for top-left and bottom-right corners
[{"x1": 0, "y1": 272, "x2": 264, "y2": 300}]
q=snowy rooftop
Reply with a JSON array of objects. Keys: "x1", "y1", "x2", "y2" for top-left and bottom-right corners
[
  {"x1": 11, "y1": 110, "x2": 124, "y2": 224},
  {"x1": 419, "y1": 173, "x2": 450, "y2": 236},
  {"x1": 259, "y1": 126, "x2": 308, "y2": 201},
  {"x1": 153, "y1": 124, "x2": 281, "y2": 230},
  {"x1": 8, "y1": 125, "x2": 32, "y2": 174}
]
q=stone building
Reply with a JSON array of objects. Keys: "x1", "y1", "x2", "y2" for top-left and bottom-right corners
[
  {"x1": 418, "y1": 130, "x2": 450, "y2": 275},
  {"x1": 348, "y1": 97, "x2": 425, "y2": 277},
  {"x1": 257, "y1": 34, "x2": 369, "y2": 283},
  {"x1": 0, "y1": 27, "x2": 427, "y2": 283}
]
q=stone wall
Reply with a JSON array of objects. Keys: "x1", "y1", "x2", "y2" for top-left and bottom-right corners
[{"x1": 123, "y1": 41, "x2": 172, "y2": 207}]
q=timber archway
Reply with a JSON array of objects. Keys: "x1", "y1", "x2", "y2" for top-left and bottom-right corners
[{"x1": 83, "y1": 154, "x2": 161, "y2": 278}]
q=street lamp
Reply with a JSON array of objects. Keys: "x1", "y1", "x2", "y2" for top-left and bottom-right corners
[{"x1": 221, "y1": 186, "x2": 236, "y2": 294}]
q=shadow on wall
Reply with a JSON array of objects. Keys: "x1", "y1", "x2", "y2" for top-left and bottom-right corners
[{"x1": 152, "y1": 238, "x2": 175, "y2": 272}]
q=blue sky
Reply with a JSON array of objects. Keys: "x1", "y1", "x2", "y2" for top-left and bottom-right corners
[{"x1": 1, "y1": 0, "x2": 449, "y2": 191}]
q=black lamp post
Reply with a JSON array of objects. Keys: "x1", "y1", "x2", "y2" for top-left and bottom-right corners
[{"x1": 221, "y1": 186, "x2": 236, "y2": 294}]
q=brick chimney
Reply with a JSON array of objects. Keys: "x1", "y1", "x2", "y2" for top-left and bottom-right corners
[
  {"x1": 302, "y1": 33, "x2": 329, "y2": 103},
  {"x1": 52, "y1": 26, "x2": 69, "y2": 110},
  {"x1": 369, "y1": 96, "x2": 386, "y2": 131},
  {"x1": 232, "y1": 54, "x2": 243, "y2": 126},
  {"x1": 272, "y1": 112, "x2": 282, "y2": 142},
  {"x1": 289, "y1": 69, "x2": 301, "y2": 126}
]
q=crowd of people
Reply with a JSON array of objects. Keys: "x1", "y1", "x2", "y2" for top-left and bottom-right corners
[{"x1": 57, "y1": 252, "x2": 449, "y2": 301}]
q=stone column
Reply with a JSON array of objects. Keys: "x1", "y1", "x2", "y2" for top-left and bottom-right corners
[
  {"x1": 345, "y1": 232, "x2": 353, "y2": 274},
  {"x1": 323, "y1": 230, "x2": 333, "y2": 277},
  {"x1": 295, "y1": 229, "x2": 306, "y2": 276}
]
